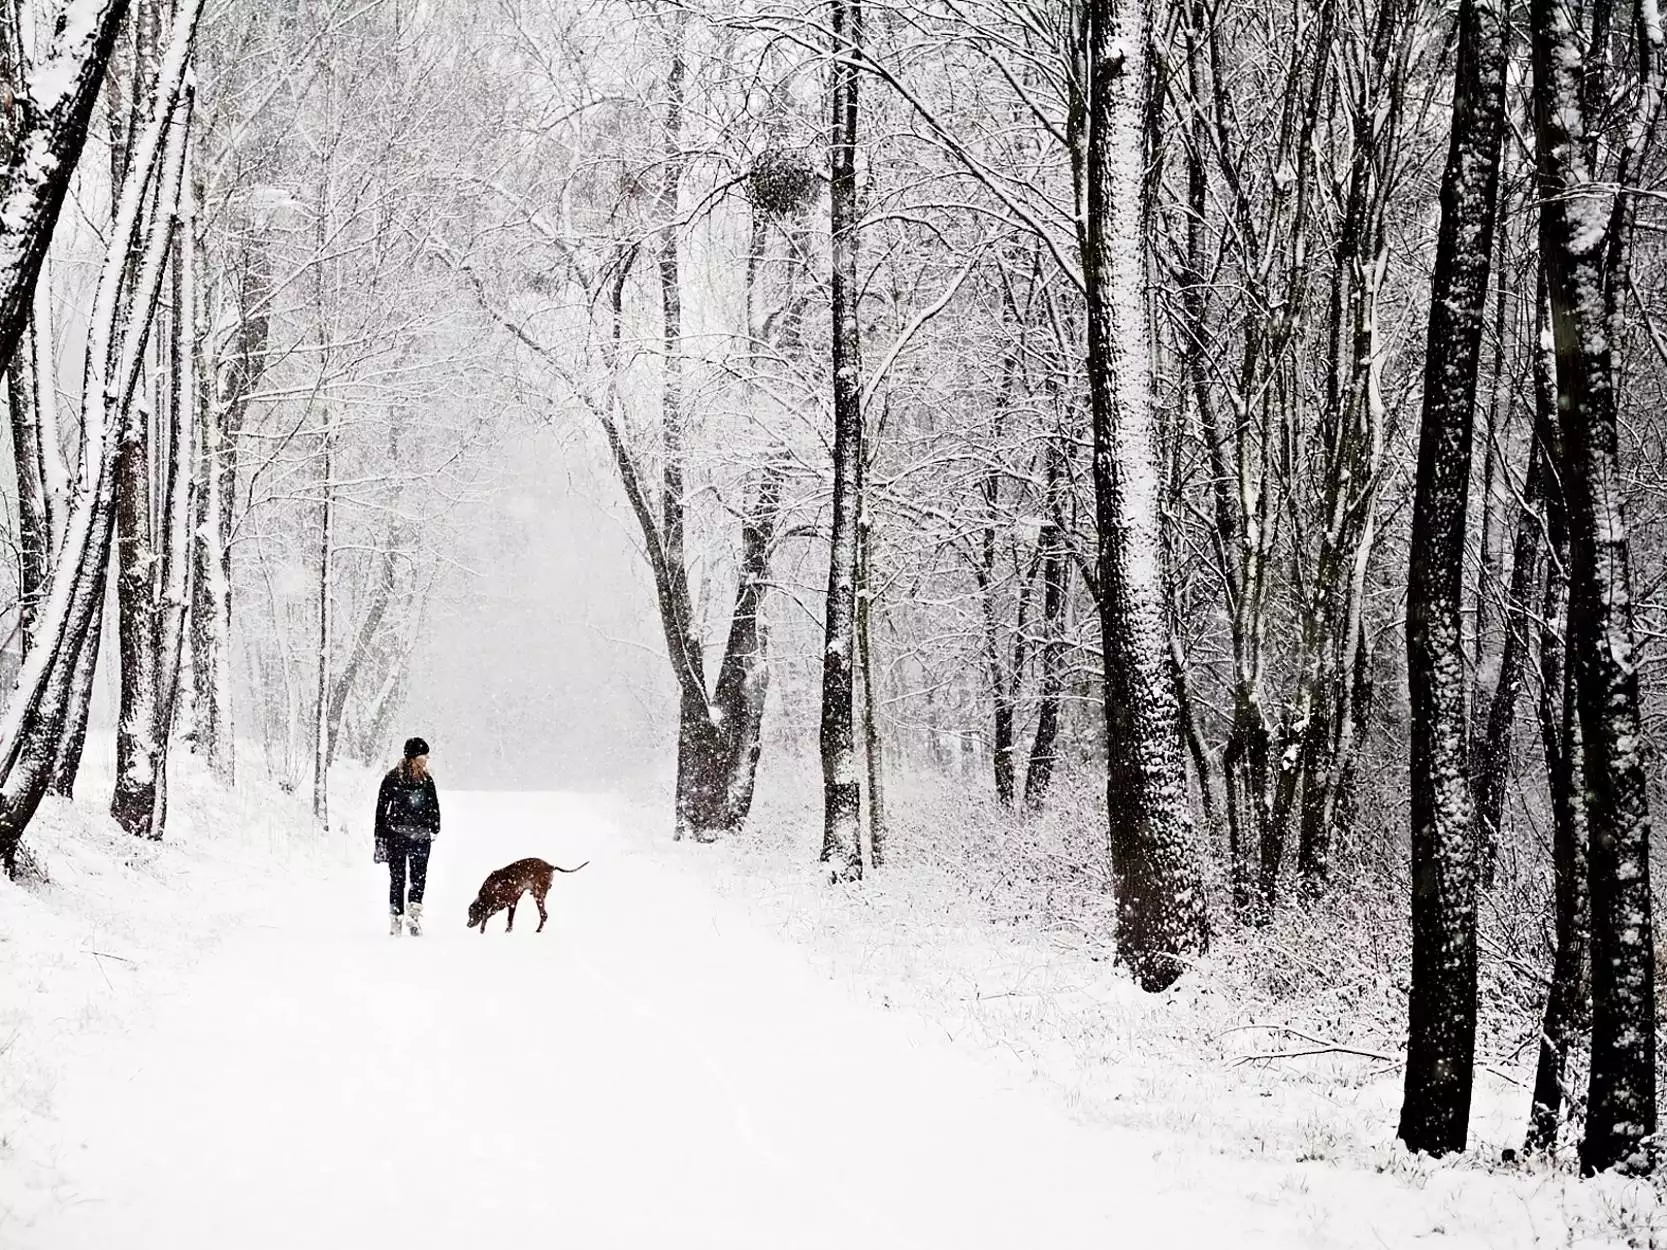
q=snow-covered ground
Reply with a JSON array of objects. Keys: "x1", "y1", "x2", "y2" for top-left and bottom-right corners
[{"x1": 1, "y1": 773, "x2": 1661, "y2": 1247}]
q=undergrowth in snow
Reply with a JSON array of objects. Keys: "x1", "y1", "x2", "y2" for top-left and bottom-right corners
[{"x1": 666, "y1": 760, "x2": 1667, "y2": 1248}]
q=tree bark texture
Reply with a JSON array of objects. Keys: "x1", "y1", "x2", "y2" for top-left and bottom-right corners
[
  {"x1": 820, "y1": 0, "x2": 864, "y2": 881},
  {"x1": 191, "y1": 208, "x2": 270, "y2": 783},
  {"x1": 1526, "y1": 290, "x2": 1591, "y2": 1156},
  {"x1": 0, "y1": 0, "x2": 202, "y2": 872},
  {"x1": 0, "y1": 0, "x2": 132, "y2": 375},
  {"x1": 112, "y1": 73, "x2": 195, "y2": 841},
  {"x1": 1024, "y1": 434, "x2": 1069, "y2": 809},
  {"x1": 1529, "y1": 0, "x2": 1659, "y2": 1174},
  {"x1": 1398, "y1": 0, "x2": 1505, "y2": 1158},
  {"x1": 1070, "y1": 0, "x2": 1209, "y2": 991}
]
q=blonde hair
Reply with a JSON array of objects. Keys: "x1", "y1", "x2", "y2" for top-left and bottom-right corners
[{"x1": 402, "y1": 755, "x2": 429, "y2": 783}]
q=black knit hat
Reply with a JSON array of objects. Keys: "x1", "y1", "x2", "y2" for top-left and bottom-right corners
[{"x1": 403, "y1": 736, "x2": 430, "y2": 759}]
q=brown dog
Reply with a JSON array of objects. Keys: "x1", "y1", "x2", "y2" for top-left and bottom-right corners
[{"x1": 466, "y1": 857, "x2": 589, "y2": 933}]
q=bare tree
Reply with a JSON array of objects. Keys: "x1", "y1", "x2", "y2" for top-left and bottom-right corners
[
  {"x1": 819, "y1": 0, "x2": 864, "y2": 880},
  {"x1": 1397, "y1": 0, "x2": 1506, "y2": 1157},
  {"x1": 1069, "y1": 0, "x2": 1209, "y2": 991},
  {"x1": 1529, "y1": 0, "x2": 1660, "y2": 1174},
  {"x1": 0, "y1": 0, "x2": 203, "y2": 870},
  {"x1": 1525, "y1": 279, "x2": 1591, "y2": 1157}
]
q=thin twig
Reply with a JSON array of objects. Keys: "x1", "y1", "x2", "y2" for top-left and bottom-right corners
[{"x1": 84, "y1": 949, "x2": 137, "y2": 964}]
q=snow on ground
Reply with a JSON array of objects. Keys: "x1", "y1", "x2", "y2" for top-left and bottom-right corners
[
  {"x1": 1, "y1": 765, "x2": 1662, "y2": 1247},
  {"x1": 660, "y1": 774, "x2": 1667, "y2": 1249}
]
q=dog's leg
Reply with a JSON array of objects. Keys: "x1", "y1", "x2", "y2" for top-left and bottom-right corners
[
  {"x1": 506, "y1": 901, "x2": 516, "y2": 932},
  {"x1": 535, "y1": 891, "x2": 548, "y2": 933}
]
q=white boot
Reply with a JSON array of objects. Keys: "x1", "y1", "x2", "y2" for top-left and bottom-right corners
[
  {"x1": 407, "y1": 903, "x2": 424, "y2": 937},
  {"x1": 389, "y1": 908, "x2": 402, "y2": 936}
]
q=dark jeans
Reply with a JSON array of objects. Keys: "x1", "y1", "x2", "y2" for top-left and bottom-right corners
[{"x1": 387, "y1": 836, "x2": 431, "y2": 914}]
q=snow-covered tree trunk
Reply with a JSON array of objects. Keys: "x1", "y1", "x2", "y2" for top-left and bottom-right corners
[
  {"x1": 1526, "y1": 285, "x2": 1591, "y2": 1156},
  {"x1": 651, "y1": 13, "x2": 708, "y2": 845},
  {"x1": 8, "y1": 307, "x2": 50, "y2": 650},
  {"x1": 111, "y1": 384, "x2": 161, "y2": 834},
  {"x1": 1398, "y1": 0, "x2": 1505, "y2": 1158},
  {"x1": 1023, "y1": 434, "x2": 1068, "y2": 811},
  {"x1": 149, "y1": 157, "x2": 198, "y2": 838},
  {"x1": 1069, "y1": 0, "x2": 1209, "y2": 991},
  {"x1": 312, "y1": 416, "x2": 334, "y2": 827},
  {"x1": 1290, "y1": 0, "x2": 1404, "y2": 899},
  {"x1": 819, "y1": 0, "x2": 864, "y2": 882},
  {"x1": 709, "y1": 469, "x2": 784, "y2": 832},
  {"x1": 4, "y1": 0, "x2": 51, "y2": 659},
  {"x1": 0, "y1": 0, "x2": 202, "y2": 872},
  {"x1": 190, "y1": 212, "x2": 269, "y2": 785},
  {"x1": 189, "y1": 380, "x2": 234, "y2": 780},
  {"x1": 1529, "y1": 0, "x2": 1659, "y2": 1175},
  {"x1": 856, "y1": 446, "x2": 886, "y2": 866},
  {"x1": 112, "y1": 57, "x2": 195, "y2": 841},
  {"x1": 0, "y1": 0, "x2": 131, "y2": 374}
]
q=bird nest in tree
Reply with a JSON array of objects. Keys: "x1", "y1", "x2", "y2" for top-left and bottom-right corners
[{"x1": 745, "y1": 150, "x2": 819, "y2": 218}]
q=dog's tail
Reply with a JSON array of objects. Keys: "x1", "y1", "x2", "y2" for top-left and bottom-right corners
[{"x1": 552, "y1": 859, "x2": 590, "y2": 874}]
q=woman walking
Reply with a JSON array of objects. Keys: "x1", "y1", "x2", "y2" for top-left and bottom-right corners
[{"x1": 374, "y1": 737, "x2": 441, "y2": 935}]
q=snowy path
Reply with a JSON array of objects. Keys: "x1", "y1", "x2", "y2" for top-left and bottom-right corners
[{"x1": 19, "y1": 792, "x2": 1476, "y2": 1248}]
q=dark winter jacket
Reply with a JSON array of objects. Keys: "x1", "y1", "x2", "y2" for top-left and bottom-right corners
[{"x1": 374, "y1": 766, "x2": 441, "y2": 846}]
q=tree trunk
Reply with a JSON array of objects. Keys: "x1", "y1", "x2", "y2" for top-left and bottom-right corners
[
  {"x1": 819, "y1": 0, "x2": 863, "y2": 882},
  {"x1": 857, "y1": 465, "x2": 887, "y2": 866},
  {"x1": 191, "y1": 211, "x2": 268, "y2": 785},
  {"x1": 112, "y1": 60, "x2": 194, "y2": 841},
  {"x1": 577, "y1": 243, "x2": 780, "y2": 846},
  {"x1": 188, "y1": 377, "x2": 232, "y2": 778},
  {"x1": 1070, "y1": 0, "x2": 1209, "y2": 991},
  {"x1": 1170, "y1": 0, "x2": 1233, "y2": 897},
  {"x1": 323, "y1": 550, "x2": 395, "y2": 778},
  {"x1": 974, "y1": 369, "x2": 1020, "y2": 807},
  {"x1": 1526, "y1": 286, "x2": 1591, "y2": 1156},
  {"x1": 8, "y1": 311, "x2": 50, "y2": 650},
  {"x1": 46, "y1": 581, "x2": 103, "y2": 799},
  {"x1": 148, "y1": 175, "x2": 196, "y2": 839},
  {"x1": 1530, "y1": 0, "x2": 1659, "y2": 1173},
  {"x1": 312, "y1": 417, "x2": 334, "y2": 827},
  {"x1": 1023, "y1": 435, "x2": 1069, "y2": 810},
  {"x1": 0, "y1": 0, "x2": 201, "y2": 873},
  {"x1": 653, "y1": 14, "x2": 709, "y2": 845},
  {"x1": 1472, "y1": 435, "x2": 1545, "y2": 887},
  {"x1": 111, "y1": 361, "x2": 161, "y2": 836},
  {"x1": 1398, "y1": 0, "x2": 1505, "y2": 1158},
  {"x1": 707, "y1": 468, "x2": 784, "y2": 832},
  {"x1": 0, "y1": 0, "x2": 132, "y2": 375},
  {"x1": 1227, "y1": 697, "x2": 1274, "y2": 918}
]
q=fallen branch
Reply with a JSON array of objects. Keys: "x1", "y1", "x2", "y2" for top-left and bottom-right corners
[{"x1": 1218, "y1": 1023, "x2": 1396, "y2": 1067}]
